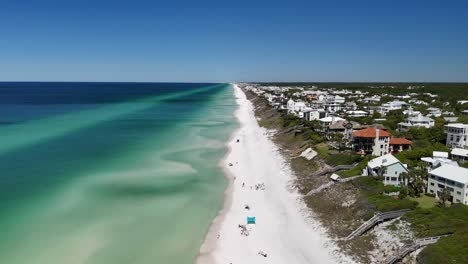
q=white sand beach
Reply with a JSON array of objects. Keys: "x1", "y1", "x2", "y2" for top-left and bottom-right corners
[{"x1": 198, "y1": 85, "x2": 355, "y2": 264}]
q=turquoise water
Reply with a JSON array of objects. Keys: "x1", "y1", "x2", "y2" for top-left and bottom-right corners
[{"x1": 0, "y1": 83, "x2": 238, "y2": 263}]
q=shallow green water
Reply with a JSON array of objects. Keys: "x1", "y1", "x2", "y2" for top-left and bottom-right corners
[{"x1": 0, "y1": 83, "x2": 237, "y2": 263}]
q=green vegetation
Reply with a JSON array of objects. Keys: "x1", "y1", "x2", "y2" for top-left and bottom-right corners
[
  {"x1": 313, "y1": 143, "x2": 329, "y2": 158},
  {"x1": 325, "y1": 153, "x2": 362, "y2": 166},
  {"x1": 338, "y1": 156, "x2": 371, "y2": 178},
  {"x1": 353, "y1": 176, "x2": 417, "y2": 212},
  {"x1": 395, "y1": 143, "x2": 449, "y2": 167},
  {"x1": 314, "y1": 143, "x2": 362, "y2": 166},
  {"x1": 403, "y1": 204, "x2": 468, "y2": 264},
  {"x1": 409, "y1": 195, "x2": 437, "y2": 209}
]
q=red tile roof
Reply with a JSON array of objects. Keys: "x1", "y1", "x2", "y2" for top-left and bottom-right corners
[
  {"x1": 389, "y1": 138, "x2": 412, "y2": 145},
  {"x1": 353, "y1": 127, "x2": 391, "y2": 138}
]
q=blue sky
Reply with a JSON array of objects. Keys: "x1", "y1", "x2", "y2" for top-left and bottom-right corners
[{"x1": 0, "y1": 0, "x2": 467, "y2": 82}]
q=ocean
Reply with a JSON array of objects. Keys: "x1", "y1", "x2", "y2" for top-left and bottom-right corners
[{"x1": 0, "y1": 82, "x2": 238, "y2": 264}]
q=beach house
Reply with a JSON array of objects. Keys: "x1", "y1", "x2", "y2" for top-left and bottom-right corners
[
  {"x1": 427, "y1": 165, "x2": 468, "y2": 204},
  {"x1": 389, "y1": 138, "x2": 412, "y2": 153},
  {"x1": 346, "y1": 110, "x2": 368, "y2": 117},
  {"x1": 366, "y1": 154, "x2": 409, "y2": 186},
  {"x1": 378, "y1": 100, "x2": 409, "y2": 115},
  {"x1": 421, "y1": 151, "x2": 458, "y2": 171},
  {"x1": 398, "y1": 114, "x2": 435, "y2": 131},
  {"x1": 353, "y1": 127, "x2": 391, "y2": 156},
  {"x1": 303, "y1": 109, "x2": 327, "y2": 121},
  {"x1": 427, "y1": 107, "x2": 442, "y2": 117},
  {"x1": 445, "y1": 123, "x2": 468, "y2": 149},
  {"x1": 451, "y1": 148, "x2": 468, "y2": 163},
  {"x1": 323, "y1": 95, "x2": 345, "y2": 113}
]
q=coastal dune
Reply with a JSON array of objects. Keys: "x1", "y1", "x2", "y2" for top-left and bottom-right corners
[{"x1": 198, "y1": 85, "x2": 354, "y2": 264}]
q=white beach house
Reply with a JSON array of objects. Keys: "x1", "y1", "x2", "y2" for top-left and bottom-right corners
[
  {"x1": 366, "y1": 154, "x2": 409, "y2": 186},
  {"x1": 426, "y1": 107, "x2": 442, "y2": 117},
  {"x1": 398, "y1": 114, "x2": 435, "y2": 131},
  {"x1": 445, "y1": 123, "x2": 468, "y2": 149},
  {"x1": 427, "y1": 165, "x2": 468, "y2": 205},
  {"x1": 451, "y1": 148, "x2": 468, "y2": 163},
  {"x1": 378, "y1": 100, "x2": 409, "y2": 115},
  {"x1": 346, "y1": 110, "x2": 368, "y2": 117}
]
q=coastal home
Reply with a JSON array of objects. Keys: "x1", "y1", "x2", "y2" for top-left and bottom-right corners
[
  {"x1": 318, "y1": 116, "x2": 345, "y2": 133},
  {"x1": 427, "y1": 165, "x2": 468, "y2": 204},
  {"x1": 353, "y1": 127, "x2": 391, "y2": 156},
  {"x1": 327, "y1": 120, "x2": 361, "y2": 140},
  {"x1": 363, "y1": 95, "x2": 381, "y2": 103},
  {"x1": 344, "y1": 102, "x2": 358, "y2": 111},
  {"x1": 451, "y1": 148, "x2": 468, "y2": 163},
  {"x1": 323, "y1": 95, "x2": 345, "y2": 113},
  {"x1": 346, "y1": 110, "x2": 368, "y2": 117},
  {"x1": 444, "y1": 117, "x2": 458, "y2": 123},
  {"x1": 303, "y1": 109, "x2": 327, "y2": 121},
  {"x1": 378, "y1": 100, "x2": 409, "y2": 115},
  {"x1": 421, "y1": 151, "x2": 458, "y2": 172},
  {"x1": 398, "y1": 114, "x2": 435, "y2": 131},
  {"x1": 389, "y1": 138, "x2": 412, "y2": 153},
  {"x1": 403, "y1": 106, "x2": 421, "y2": 117},
  {"x1": 445, "y1": 123, "x2": 468, "y2": 149},
  {"x1": 366, "y1": 154, "x2": 408, "y2": 186},
  {"x1": 427, "y1": 107, "x2": 442, "y2": 117},
  {"x1": 287, "y1": 99, "x2": 307, "y2": 116}
]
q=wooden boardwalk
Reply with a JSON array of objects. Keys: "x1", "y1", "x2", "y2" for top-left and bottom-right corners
[
  {"x1": 384, "y1": 235, "x2": 451, "y2": 264},
  {"x1": 345, "y1": 209, "x2": 412, "y2": 240},
  {"x1": 306, "y1": 175, "x2": 365, "y2": 196}
]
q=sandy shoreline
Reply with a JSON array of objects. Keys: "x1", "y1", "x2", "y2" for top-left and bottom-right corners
[{"x1": 197, "y1": 84, "x2": 354, "y2": 264}]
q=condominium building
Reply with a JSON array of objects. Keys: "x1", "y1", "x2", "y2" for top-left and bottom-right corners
[{"x1": 427, "y1": 165, "x2": 468, "y2": 205}]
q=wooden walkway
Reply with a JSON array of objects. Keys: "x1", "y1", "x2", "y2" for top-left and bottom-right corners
[
  {"x1": 345, "y1": 209, "x2": 412, "y2": 240},
  {"x1": 306, "y1": 175, "x2": 365, "y2": 196},
  {"x1": 384, "y1": 235, "x2": 451, "y2": 264},
  {"x1": 310, "y1": 163, "x2": 357, "y2": 177}
]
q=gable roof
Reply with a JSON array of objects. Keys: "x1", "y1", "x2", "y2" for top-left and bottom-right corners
[
  {"x1": 389, "y1": 138, "x2": 412, "y2": 145},
  {"x1": 353, "y1": 127, "x2": 391, "y2": 138},
  {"x1": 367, "y1": 153, "x2": 405, "y2": 169},
  {"x1": 429, "y1": 165, "x2": 468, "y2": 184}
]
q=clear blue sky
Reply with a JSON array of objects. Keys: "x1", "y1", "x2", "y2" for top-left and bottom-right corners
[{"x1": 1, "y1": 0, "x2": 467, "y2": 82}]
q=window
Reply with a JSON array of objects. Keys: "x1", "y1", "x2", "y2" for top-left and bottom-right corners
[
  {"x1": 430, "y1": 190, "x2": 434, "y2": 193},
  {"x1": 457, "y1": 191, "x2": 461, "y2": 195},
  {"x1": 456, "y1": 199, "x2": 461, "y2": 202},
  {"x1": 430, "y1": 182, "x2": 434, "y2": 186},
  {"x1": 438, "y1": 184, "x2": 445, "y2": 188},
  {"x1": 395, "y1": 171, "x2": 398, "y2": 175}
]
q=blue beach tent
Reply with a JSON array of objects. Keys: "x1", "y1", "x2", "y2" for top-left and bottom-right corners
[{"x1": 247, "y1": 217, "x2": 256, "y2": 224}]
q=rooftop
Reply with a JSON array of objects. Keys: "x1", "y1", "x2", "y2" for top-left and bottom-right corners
[
  {"x1": 319, "y1": 116, "x2": 345, "y2": 123},
  {"x1": 452, "y1": 148, "x2": 468, "y2": 157},
  {"x1": 389, "y1": 138, "x2": 412, "y2": 145},
  {"x1": 445, "y1": 123, "x2": 468, "y2": 129},
  {"x1": 353, "y1": 127, "x2": 391, "y2": 138},
  {"x1": 367, "y1": 154, "x2": 404, "y2": 169},
  {"x1": 430, "y1": 165, "x2": 468, "y2": 184},
  {"x1": 408, "y1": 115, "x2": 434, "y2": 122}
]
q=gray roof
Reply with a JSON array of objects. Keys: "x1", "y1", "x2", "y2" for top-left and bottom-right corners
[{"x1": 430, "y1": 165, "x2": 468, "y2": 184}]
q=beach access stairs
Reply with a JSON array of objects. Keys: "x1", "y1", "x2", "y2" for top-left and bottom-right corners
[
  {"x1": 310, "y1": 163, "x2": 357, "y2": 177},
  {"x1": 306, "y1": 174, "x2": 365, "y2": 196},
  {"x1": 345, "y1": 209, "x2": 412, "y2": 240},
  {"x1": 384, "y1": 235, "x2": 451, "y2": 264}
]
